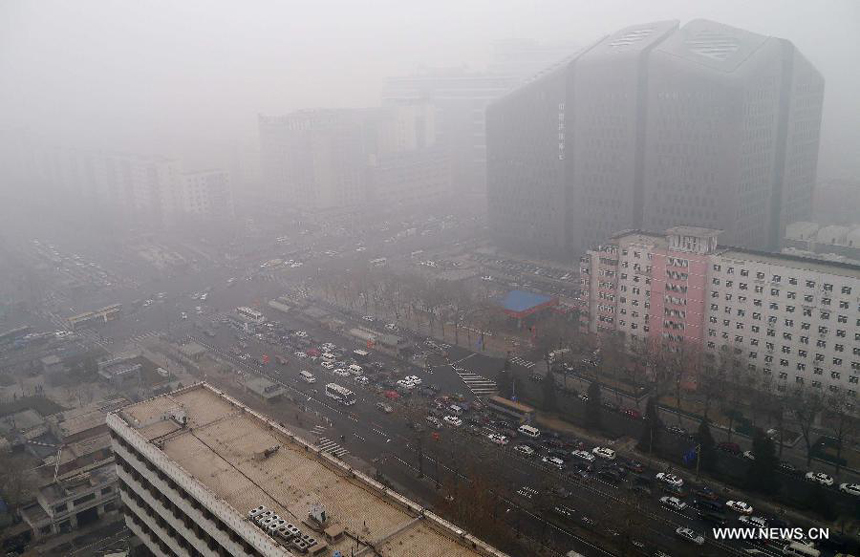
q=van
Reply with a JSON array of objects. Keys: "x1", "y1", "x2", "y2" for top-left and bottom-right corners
[
  {"x1": 782, "y1": 543, "x2": 820, "y2": 557},
  {"x1": 518, "y1": 424, "x2": 541, "y2": 438},
  {"x1": 300, "y1": 371, "x2": 316, "y2": 384},
  {"x1": 348, "y1": 364, "x2": 363, "y2": 376},
  {"x1": 448, "y1": 404, "x2": 463, "y2": 416}
]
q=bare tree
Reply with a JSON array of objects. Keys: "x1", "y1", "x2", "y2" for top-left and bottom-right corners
[
  {"x1": 821, "y1": 390, "x2": 858, "y2": 476},
  {"x1": 788, "y1": 384, "x2": 826, "y2": 466}
]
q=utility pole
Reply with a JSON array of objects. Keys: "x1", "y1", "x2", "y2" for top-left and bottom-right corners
[{"x1": 695, "y1": 444, "x2": 702, "y2": 481}]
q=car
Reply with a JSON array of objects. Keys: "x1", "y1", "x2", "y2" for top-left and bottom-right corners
[
  {"x1": 577, "y1": 394, "x2": 589, "y2": 402},
  {"x1": 542, "y1": 457, "x2": 565, "y2": 470},
  {"x1": 742, "y1": 450, "x2": 755, "y2": 461},
  {"x1": 294, "y1": 331, "x2": 308, "y2": 338},
  {"x1": 354, "y1": 376, "x2": 369, "y2": 386},
  {"x1": 693, "y1": 499, "x2": 723, "y2": 513},
  {"x1": 778, "y1": 462, "x2": 799, "y2": 475},
  {"x1": 739, "y1": 515, "x2": 768, "y2": 528},
  {"x1": 592, "y1": 447, "x2": 616, "y2": 460},
  {"x1": 294, "y1": 351, "x2": 308, "y2": 359},
  {"x1": 675, "y1": 527, "x2": 705, "y2": 546},
  {"x1": 179, "y1": 312, "x2": 188, "y2": 319},
  {"x1": 839, "y1": 483, "x2": 860, "y2": 497},
  {"x1": 488, "y1": 433, "x2": 509, "y2": 445},
  {"x1": 596, "y1": 470, "x2": 621, "y2": 484},
  {"x1": 656, "y1": 472, "x2": 684, "y2": 488},
  {"x1": 321, "y1": 361, "x2": 335, "y2": 370},
  {"x1": 333, "y1": 368, "x2": 350, "y2": 378},
  {"x1": 725, "y1": 500, "x2": 753, "y2": 515},
  {"x1": 553, "y1": 505, "x2": 575, "y2": 518},
  {"x1": 385, "y1": 323, "x2": 397, "y2": 331},
  {"x1": 718, "y1": 442, "x2": 741, "y2": 455},
  {"x1": 514, "y1": 445, "x2": 535, "y2": 457},
  {"x1": 667, "y1": 425, "x2": 687, "y2": 436},
  {"x1": 623, "y1": 408, "x2": 642, "y2": 420},
  {"x1": 425, "y1": 416, "x2": 442, "y2": 429},
  {"x1": 362, "y1": 316, "x2": 375, "y2": 322},
  {"x1": 691, "y1": 485, "x2": 718, "y2": 501},
  {"x1": 443, "y1": 416, "x2": 463, "y2": 427},
  {"x1": 805, "y1": 471, "x2": 834, "y2": 486},
  {"x1": 660, "y1": 496, "x2": 687, "y2": 512},
  {"x1": 623, "y1": 460, "x2": 645, "y2": 474},
  {"x1": 376, "y1": 402, "x2": 393, "y2": 414},
  {"x1": 571, "y1": 450, "x2": 595, "y2": 462}
]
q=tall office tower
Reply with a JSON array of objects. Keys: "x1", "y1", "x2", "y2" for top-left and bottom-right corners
[
  {"x1": 108, "y1": 383, "x2": 508, "y2": 557},
  {"x1": 487, "y1": 19, "x2": 824, "y2": 260}
]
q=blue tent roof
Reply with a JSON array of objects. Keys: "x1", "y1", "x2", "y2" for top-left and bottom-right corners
[{"x1": 502, "y1": 290, "x2": 552, "y2": 313}]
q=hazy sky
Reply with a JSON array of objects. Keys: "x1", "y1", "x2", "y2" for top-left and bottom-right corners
[{"x1": 1, "y1": 0, "x2": 858, "y2": 178}]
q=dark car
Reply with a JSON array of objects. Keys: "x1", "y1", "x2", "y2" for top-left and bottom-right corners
[
  {"x1": 629, "y1": 484, "x2": 652, "y2": 497},
  {"x1": 623, "y1": 460, "x2": 645, "y2": 474},
  {"x1": 602, "y1": 401, "x2": 620, "y2": 412},
  {"x1": 691, "y1": 485, "x2": 718, "y2": 501},
  {"x1": 693, "y1": 499, "x2": 722, "y2": 512},
  {"x1": 697, "y1": 511, "x2": 727, "y2": 526},
  {"x1": 623, "y1": 408, "x2": 642, "y2": 420},
  {"x1": 718, "y1": 442, "x2": 742, "y2": 455},
  {"x1": 777, "y1": 462, "x2": 799, "y2": 475}
]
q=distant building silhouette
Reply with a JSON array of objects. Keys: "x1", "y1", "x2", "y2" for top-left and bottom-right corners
[{"x1": 487, "y1": 19, "x2": 824, "y2": 259}]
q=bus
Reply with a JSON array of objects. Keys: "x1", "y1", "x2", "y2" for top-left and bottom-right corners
[
  {"x1": 236, "y1": 306, "x2": 265, "y2": 324},
  {"x1": 486, "y1": 395, "x2": 535, "y2": 424},
  {"x1": 370, "y1": 257, "x2": 387, "y2": 267},
  {"x1": 324, "y1": 383, "x2": 356, "y2": 406}
]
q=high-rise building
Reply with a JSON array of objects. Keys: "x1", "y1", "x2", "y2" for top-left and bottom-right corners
[
  {"x1": 259, "y1": 104, "x2": 450, "y2": 215},
  {"x1": 179, "y1": 169, "x2": 235, "y2": 221},
  {"x1": 108, "y1": 382, "x2": 508, "y2": 557},
  {"x1": 487, "y1": 20, "x2": 824, "y2": 259},
  {"x1": 578, "y1": 227, "x2": 860, "y2": 396}
]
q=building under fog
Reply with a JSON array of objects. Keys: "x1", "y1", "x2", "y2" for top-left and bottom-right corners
[
  {"x1": 487, "y1": 19, "x2": 824, "y2": 260},
  {"x1": 259, "y1": 103, "x2": 450, "y2": 215}
]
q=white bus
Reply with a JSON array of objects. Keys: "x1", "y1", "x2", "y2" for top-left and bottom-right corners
[
  {"x1": 299, "y1": 370, "x2": 316, "y2": 384},
  {"x1": 325, "y1": 383, "x2": 356, "y2": 406},
  {"x1": 237, "y1": 306, "x2": 265, "y2": 324}
]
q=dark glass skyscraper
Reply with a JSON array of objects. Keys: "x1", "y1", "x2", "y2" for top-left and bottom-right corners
[{"x1": 487, "y1": 19, "x2": 824, "y2": 260}]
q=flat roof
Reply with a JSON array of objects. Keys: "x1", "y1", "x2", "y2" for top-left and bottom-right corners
[
  {"x1": 502, "y1": 290, "x2": 553, "y2": 313},
  {"x1": 115, "y1": 384, "x2": 503, "y2": 557},
  {"x1": 718, "y1": 247, "x2": 860, "y2": 280}
]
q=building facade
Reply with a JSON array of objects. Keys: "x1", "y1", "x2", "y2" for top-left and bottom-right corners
[
  {"x1": 179, "y1": 169, "x2": 235, "y2": 221},
  {"x1": 579, "y1": 228, "x2": 860, "y2": 396},
  {"x1": 488, "y1": 19, "x2": 824, "y2": 260}
]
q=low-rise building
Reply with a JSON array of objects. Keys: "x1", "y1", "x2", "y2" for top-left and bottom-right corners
[{"x1": 243, "y1": 376, "x2": 284, "y2": 402}]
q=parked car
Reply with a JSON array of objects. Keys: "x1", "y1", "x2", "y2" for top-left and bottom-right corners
[
  {"x1": 805, "y1": 471, "x2": 834, "y2": 486},
  {"x1": 667, "y1": 425, "x2": 687, "y2": 436},
  {"x1": 738, "y1": 515, "x2": 768, "y2": 528},
  {"x1": 718, "y1": 442, "x2": 741, "y2": 455},
  {"x1": 571, "y1": 450, "x2": 595, "y2": 462},
  {"x1": 742, "y1": 450, "x2": 755, "y2": 461},
  {"x1": 514, "y1": 445, "x2": 535, "y2": 457},
  {"x1": 488, "y1": 433, "x2": 509, "y2": 445},
  {"x1": 691, "y1": 485, "x2": 718, "y2": 501},
  {"x1": 839, "y1": 483, "x2": 860, "y2": 497},
  {"x1": 623, "y1": 460, "x2": 645, "y2": 474},
  {"x1": 443, "y1": 415, "x2": 463, "y2": 427},
  {"x1": 376, "y1": 402, "x2": 393, "y2": 414}
]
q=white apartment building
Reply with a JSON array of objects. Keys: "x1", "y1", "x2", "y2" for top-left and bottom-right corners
[
  {"x1": 108, "y1": 383, "x2": 507, "y2": 557},
  {"x1": 580, "y1": 229, "x2": 860, "y2": 396},
  {"x1": 180, "y1": 169, "x2": 235, "y2": 220}
]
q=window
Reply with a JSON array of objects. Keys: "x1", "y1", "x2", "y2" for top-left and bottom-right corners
[
  {"x1": 741, "y1": 269, "x2": 749, "y2": 277},
  {"x1": 739, "y1": 283, "x2": 748, "y2": 290},
  {"x1": 805, "y1": 280, "x2": 815, "y2": 288},
  {"x1": 838, "y1": 314, "x2": 847, "y2": 323},
  {"x1": 839, "y1": 301, "x2": 849, "y2": 309},
  {"x1": 786, "y1": 305, "x2": 795, "y2": 313},
  {"x1": 832, "y1": 371, "x2": 841, "y2": 379},
  {"x1": 821, "y1": 311, "x2": 830, "y2": 320},
  {"x1": 789, "y1": 277, "x2": 797, "y2": 285},
  {"x1": 833, "y1": 358, "x2": 843, "y2": 366},
  {"x1": 801, "y1": 322, "x2": 811, "y2": 330},
  {"x1": 753, "y1": 312, "x2": 761, "y2": 320},
  {"x1": 819, "y1": 326, "x2": 828, "y2": 335},
  {"x1": 772, "y1": 275, "x2": 781, "y2": 283},
  {"x1": 787, "y1": 292, "x2": 796, "y2": 300},
  {"x1": 797, "y1": 363, "x2": 806, "y2": 371},
  {"x1": 757, "y1": 272, "x2": 765, "y2": 279},
  {"x1": 709, "y1": 316, "x2": 717, "y2": 323},
  {"x1": 770, "y1": 302, "x2": 779, "y2": 310},
  {"x1": 755, "y1": 285, "x2": 764, "y2": 293},
  {"x1": 842, "y1": 285, "x2": 853, "y2": 295},
  {"x1": 752, "y1": 326, "x2": 760, "y2": 333},
  {"x1": 727, "y1": 267, "x2": 734, "y2": 274},
  {"x1": 780, "y1": 359, "x2": 788, "y2": 367},
  {"x1": 804, "y1": 294, "x2": 814, "y2": 303},
  {"x1": 726, "y1": 281, "x2": 733, "y2": 288},
  {"x1": 783, "y1": 332, "x2": 792, "y2": 340},
  {"x1": 712, "y1": 278, "x2": 720, "y2": 286},
  {"x1": 800, "y1": 336, "x2": 809, "y2": 344},
  {"x1": 737, "y1": 309, "x2": 745, "y2": 317},
  {"x1": 771, "y1": 288, "x2": 780, "y2": 296},
  {"x1": 803, "y1": 308, "x2": 812, "y2": 317},
  {"x1": 735, "y1": 335, "x2": 744, "y2": 343},
  {"x1": 814, "y1": 367, "x2": 823, "y2": 375},
  {"x1": 781, "y1": 345, "x2": 791, "y2": 354},
  {"x1": 837, "y1": 329, "x2": 846, "y2": 338},
  {"x1": 785, "y1": 319, "x2": 794, "y2": 327},
  {"x1": 824, "y1": 283, "x2": 833, "y2": 292},
  {"x1": 835, "y1": 344, "x2": 844, "y2": 352},
  {"x1": 713, "y1": 264, "x2": 721, "y2": 272},
  {"x1": 822, "y1": 298, "x2": 831, "y2": 306},
  {"x1": 817, "y1": 340, "x2": 826, "y2": 348},
  {"x1": 751, "y1": 338, "x2": 760, "y2": 346},
  {"x1": 799, "y1": 349, "x2": 808, "y2": 357}
]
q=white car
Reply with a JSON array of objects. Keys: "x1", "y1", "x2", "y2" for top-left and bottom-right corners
[
  {"x1": 725, "y1": 500, "x2": 753, "y2": 515},
  {"x1": 320, "y1": 361, "x2": 335, "y2": 370},
  {"x1": 742, "y1": 450, "x2": 755, "y2": 461},
  {"x1": 180, "y1": 312, "x2": 188, "y2": 319},
  {"x1": 514, "y1": 445, "x2": 535, "y2": 457},
  {"x1": 738, "y1": 515, "x2": 768, "y2": 528},
  {"x1": 403, "y1": 375, "x2": 422, "y2": 385},
  {"x1": 675, "y1": 527, "x2": 704, "y2": 546},
  {"x1": 443, "y1": 416, "x2": 462, "y2": 427},
  {"x1": 542, "y1": 457, "x2": 564, "y2": 470},
  {"x1": 656, "y1": 472, "x2": 684, "y2": 488},
  {"x1": 294, "y1": 331, "x2": 308, "y2": 338},
  {"x1": 805, "y1": 471, "x2": 834, "y2": 486},
  {"x1": 396, "y1": 379, "x2": 417, "y2": 390},
  {"x1": 571, "y1": 450, "x2": 595, "y2": 462},
  {"x1": 294, "y1": 351, "x2": 308, "y2": 359},
  {"x1": 333, "y1": 368, "x2": 350, "y2": 378},
  {"x1": 488, "y1": 433, "x2": 508, "y2": 445},
  {"x1": 385, "y1": 323, "x2": 397, "y2": 331},
  {"x1": 592, "y1": 447, "x2": 616, "y2": 460},
  {"x1": 839, "y1": 483, "x2": 860, "y2": 497},
  {"x1": 426, "y1": 416, "x2": 442, "y2": 429},
  {"x1": 354, "y1": 376, "x2": 369, "y2": 386},
  {"x1": 660, "y1": 496, "x2": 687, "y2": 512},
  {"x1": 362, "y1": 316, "x2": 374, "y2": 322}
]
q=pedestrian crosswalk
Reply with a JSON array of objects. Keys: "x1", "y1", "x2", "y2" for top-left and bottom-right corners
[
  {"x1": 311, "y1": 425, "x2": 327, "y2": 435},
  {"x1": 317, "y1": 437, "x2": 349, "y2": 458},
  {"x1": 454, "y1": 369, "x2": 498, "y2": 397},
  {"x1": 129, "y1": 330, "x2": 160, "y2": 344},
  {"x1": 509, "y1": 356, "x2": 536, "y2": 369}
]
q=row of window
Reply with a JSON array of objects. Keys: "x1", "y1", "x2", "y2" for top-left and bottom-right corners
[{"x1": 713, "y1": 266, "x2": 853, "y2": 295}]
